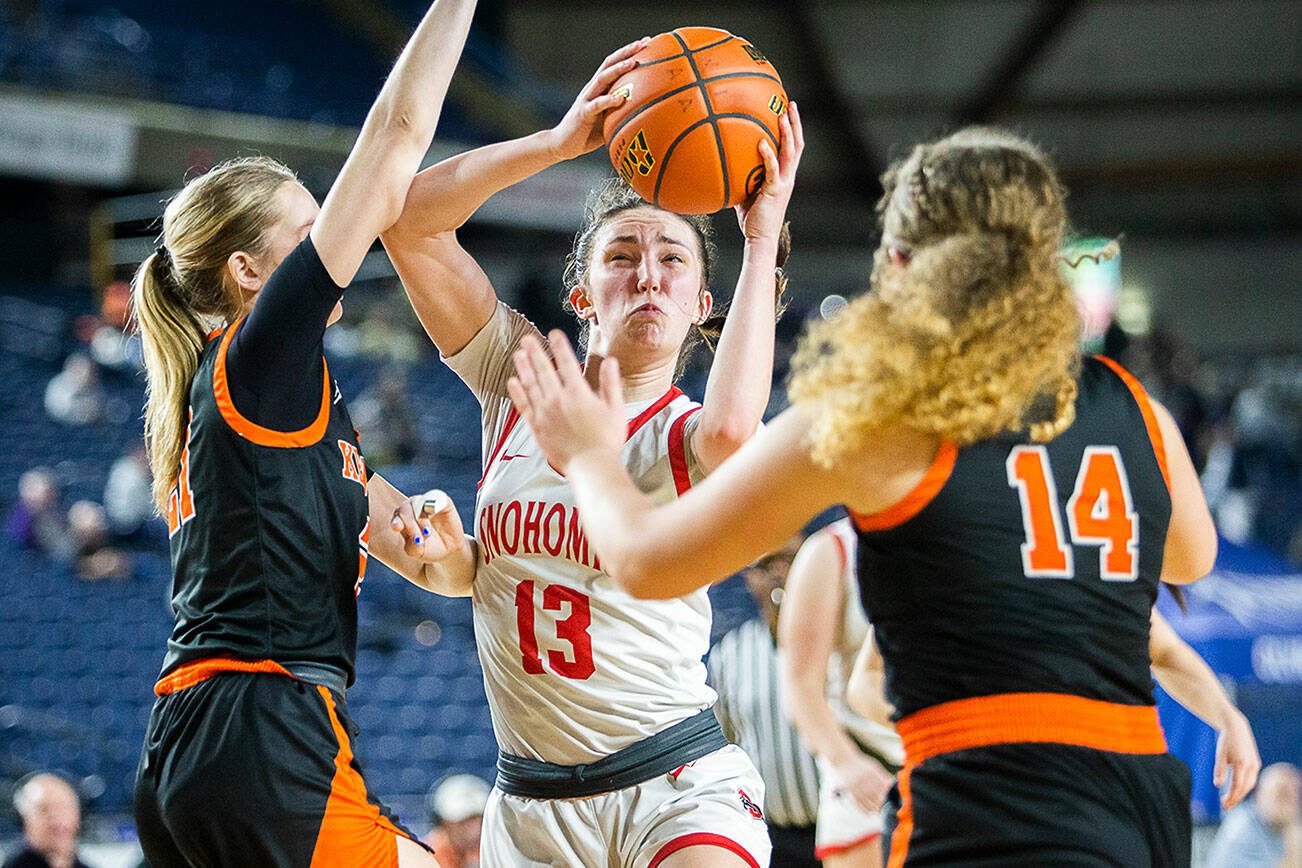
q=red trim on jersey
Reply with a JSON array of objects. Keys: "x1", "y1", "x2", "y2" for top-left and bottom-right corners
[
  {"x1": 648, "y1": 833, "x2": 760, "y2": 868},
  {"x1": 206, "y1": 327, "x2": 224, "y2": 342},
  {"x1": 627, "y1": 386, "x2": 684, "y2": 439},
  {"x1": 887, "y1": 765, "x2": 914, "y2": 868},
  {"x1": 153, "y1": 657, "x2": 293, "y2": 695},
  {"x1": 668, "y1": 406, "x2": 701, "y2": 496},
  {"x1": 850, "y1": 441, "x2": 958, "y2": 532},
  {"x1": 829, "y1": 526, "x2": 850, "y2": 577},
  {"x1": 478, "y1": 407, "x2": 521, "y2": 490},
  {"x1": 1095, "y1": 355, "x2": 1171, "y2": 492},
  {"x1": 212, "y1": 316, "x2": 331, "y2": 448},
  {"x1": 896, "y1": 692, "x2": 1167, "y2": 766},
  {"x1": 815, "y1": 831, "x2": 881, "y2": 859}
]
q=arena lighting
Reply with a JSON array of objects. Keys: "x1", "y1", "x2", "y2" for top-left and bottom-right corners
[{"x1": 819, "y1": 294, "x2": 849, "y2": 319}]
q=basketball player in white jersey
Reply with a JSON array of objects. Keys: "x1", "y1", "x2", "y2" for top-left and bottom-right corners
[
  {"x1": 778, "y1": 518, "x2": 902, "y2": 866},
  {"x1": 374, "y1": 40, "x2": 803, "y2": 867}
]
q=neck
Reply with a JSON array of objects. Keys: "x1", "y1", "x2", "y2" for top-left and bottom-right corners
[{"x1": 584, "y1": 352, "x2": 677, "y2": 404}]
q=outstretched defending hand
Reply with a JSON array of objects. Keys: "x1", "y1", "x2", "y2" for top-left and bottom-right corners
[
  {"x1": 547, "y1": 38, "x2": 650, "y2": 162},
  {"x1": 735, "y1": 101, "x2": 804, "y2": 243},
  {"x1": 390, "y1": 489, "x2": 467, "y2": 562},
  {"x1": 507, "y1": 331, "x2": 625, "y2": 474}
]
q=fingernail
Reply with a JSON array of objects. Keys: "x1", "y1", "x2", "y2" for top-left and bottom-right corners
[{"x1": 414, "y1": 537, "x2": 423, "y2": 546}]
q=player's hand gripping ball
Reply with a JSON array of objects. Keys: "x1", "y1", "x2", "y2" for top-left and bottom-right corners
[{"x1": 603, "y1": 27, "x2": 788, "y2": 214}]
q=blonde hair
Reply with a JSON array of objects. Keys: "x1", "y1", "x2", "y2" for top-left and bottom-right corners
[
  {"x1": 131, "y1": 156, "x2": 297, "y2": 511},
  {"x1": 789, "y1": 127, "x2": 1081, "y2": 466}
]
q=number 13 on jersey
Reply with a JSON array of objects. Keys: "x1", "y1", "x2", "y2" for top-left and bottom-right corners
[
  {"x1": 1007, "y1": 445, "x2": 1140, "y2": 581},
  {"x1": 515, "y1": 580, "x2": 596, "y2": 679}
]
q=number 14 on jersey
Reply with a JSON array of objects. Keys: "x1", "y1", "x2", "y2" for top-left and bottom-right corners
[{"x1": 1007, "y1": 445, "x2": 1140, "y2": 581}]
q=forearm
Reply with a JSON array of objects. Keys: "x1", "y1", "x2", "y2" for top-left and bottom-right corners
[
  {"x1": 366, "y1": 474, "x2": 475, "y2": 596},
  {"x1": 387, "y1": 130, "x2": 563, "y2": 237},
  {"x1": 784, "y1": 675, "x2": 862, "y2": 764},
  {"x1": 1152, "y1": 658, "x2": 1239, "y2": 732},
  {"x1": 364, "y1": 0, "x2": 478, "y2": 153},
  {"x1": 695, "y1": 238, "x2": 779, "y2": 467}
]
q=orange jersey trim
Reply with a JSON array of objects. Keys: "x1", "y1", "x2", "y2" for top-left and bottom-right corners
[
  {"x1": 212, "y1": 315, "x2": 332, "y2": 448},
  {"x1": 896, "y1": 692, "x2": 1167, "y2": 767},
  {"x1": 850, "y1": 441, "x2": 958, "y2": 532},
  {"x1": 886, "y1": 765, "x2": 914, "y2": 868},
  {"x1": 310, "y1": 685, "x2": 408, "y2": 868},
  {"x1": 1095, "y1": 355, "x2": 1171, "y2": 492},
  {"x1": 153, "y1": 657, "x2": 293, "y2": 696}
]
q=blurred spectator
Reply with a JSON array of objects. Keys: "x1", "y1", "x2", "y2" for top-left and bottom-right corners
[
  {"x1": 6, "y1": 468, "x2": 68, "y2": 558},
  {"x1": 43, "y1": 353, "x2": 103, "y2": 426},
  {"x1": 3, "y1": 772, "x2": 90, "y2": 868},
  {"x1": 103, "y1": 446, "x2": 155, "y2": 541},
  {"x1": 350, "y1": 370, "x2": 420, "y2": 470},
  {"x1": 423, "y1": 774, "x2": 489, "y2": 868},
  {"x1": 354, "y1": 296, "x2": 422, "y2": 364},
  {"x1": 1206, "y1": 762, "x2": 1302, "y2": 867},
  {"x1": 67, "y1": 500, "x2": 131, "y2": 581}
]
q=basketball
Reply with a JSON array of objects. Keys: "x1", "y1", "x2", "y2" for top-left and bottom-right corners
[{"x1": 603, "y1": 27, "x2": 788, "y2": 214}]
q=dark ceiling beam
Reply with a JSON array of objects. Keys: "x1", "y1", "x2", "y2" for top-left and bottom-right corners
[
  {"x1": 1060, "y1": 152, "x2": 1302, "y2": 188},
  {"x1": 779, "y1": 0, "x2": 885, "y2": 203},
  {"x1": 860, "y1": 85, "x2": 1302, "y2": 117},
  {"x1": 956, "y1": 0, "x2": 1086, "y2": 124},
  {"x1": 297, "y1": 0, "x2": 548, "y2": 138}
]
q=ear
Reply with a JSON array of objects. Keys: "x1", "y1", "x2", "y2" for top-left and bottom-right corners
[
  {"x1": 569, "y1": 285, "x2": 598, "y2": 322},
  {"x1": 227, "y1": 250, "x2": 266, "y2": 298},
  {"x1": 695, "y1": 290, "x2": 714, "y2": 324}
]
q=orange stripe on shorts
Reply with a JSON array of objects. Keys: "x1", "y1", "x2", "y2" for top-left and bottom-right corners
[{"x1": 153, "y1": 658, "x2": 293, "y2": 696}]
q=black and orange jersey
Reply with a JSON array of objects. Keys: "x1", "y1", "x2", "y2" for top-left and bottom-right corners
[
  {"x1": 158, "y1": 247, "x2": 369, "y2": 687},
  {"x1": 854, "y1": 356, "x2": 1172, "y2": 720}
]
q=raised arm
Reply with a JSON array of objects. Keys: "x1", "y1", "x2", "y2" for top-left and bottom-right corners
[
  {"x1": 311, "y1": 0, "x2": 479, "y2": 286},
  {"x1": 778, "y1": 529, "x2": 893, "y2": 812},
  {"x1": 692, "y1": 104, "x2": 804, "y2": 472},
  {"x1": 1149, "y1": 608, "x2": 1260, "y2": 808},
  {"x1": 506, "y1": 331, "x2": 939, "y2": 598},
  {"x1": 381, "y1": 39, "x2": 648, "y2": 355}
]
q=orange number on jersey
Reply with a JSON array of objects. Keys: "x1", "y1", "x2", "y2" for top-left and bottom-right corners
[
  {"x1": 514, "y1": 580, "x2": 596, "y2": 680},
  {"x1": 1068, "y1": 447, "x2": 1139, "y2": 581},
  {"x1": 1007, "y1": 445, "x2": 1139, "y2": 581},
  {"x1": 1006, "y1": 446, "x2": 1072, "y2": 577},
  {"x1": 166, "y1": 417, "x2": 197, "y2": 538}
]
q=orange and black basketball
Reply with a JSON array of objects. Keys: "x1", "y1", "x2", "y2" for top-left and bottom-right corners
[{"x1": 603, "y1": 27, "x2": 788, "y2": 215}]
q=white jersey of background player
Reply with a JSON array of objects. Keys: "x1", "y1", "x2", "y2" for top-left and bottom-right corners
[
  {"x1": 778, "y1": 518, "x2": 903, "y2": 867},
  {"x1": 375, "y1": 39, "x2": 804, "y2": 868}
]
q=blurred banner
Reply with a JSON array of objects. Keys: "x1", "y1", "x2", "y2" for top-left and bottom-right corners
[
  {"x1": 1157, "y1": 541, "x2": 1302, "y2": 822},
  {"x1": 0, "y1": 94, "x2": 137, "y2": 186}
]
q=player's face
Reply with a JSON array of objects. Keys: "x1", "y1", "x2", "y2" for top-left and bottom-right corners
[
  {"x1": 244, "y1": 182, "x2": 342, "y2": 324},
  {"x1": 580, "y1": 208, "x2": 710, "y2": 362}
]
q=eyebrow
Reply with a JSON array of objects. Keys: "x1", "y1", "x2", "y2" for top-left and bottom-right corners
[{"x1": 609, "y1": 233, "x2": 691, "y2": 250}]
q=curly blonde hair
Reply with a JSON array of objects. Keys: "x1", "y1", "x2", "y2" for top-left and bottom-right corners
[{"x1": 789, "y1": 127, "x2": 1081, "y2": 466}]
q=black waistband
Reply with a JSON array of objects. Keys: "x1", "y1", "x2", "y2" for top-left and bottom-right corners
[
  {"x1": 282, "y1": 661, "x2": 348, "y2": 696},
  {"x1": 495, "y1": 708, "x2": 728, "y2": 800}
]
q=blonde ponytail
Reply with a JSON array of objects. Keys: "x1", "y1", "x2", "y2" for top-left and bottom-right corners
[{"x1": 133, "y1": 251, "x2": 206, "y2": 511}]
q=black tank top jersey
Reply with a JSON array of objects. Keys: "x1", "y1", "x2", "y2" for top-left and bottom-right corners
[
  {"x1": 159, "y1": 317, "x2": 370, "y2": 686},
  {"x1": 855, "y1": 356, "x2": 1172, "y2": 720}
]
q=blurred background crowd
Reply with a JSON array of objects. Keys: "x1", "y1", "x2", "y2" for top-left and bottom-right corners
[{"x1": 0, "y1": 1, "x2": 1298, "y2": 865}]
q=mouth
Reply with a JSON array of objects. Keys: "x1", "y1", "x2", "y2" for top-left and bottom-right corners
[{"x1": 629, "y1": 303, "x2": 664, "y2": 317}]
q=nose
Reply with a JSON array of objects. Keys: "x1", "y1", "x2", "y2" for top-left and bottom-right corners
[{"x1": 636, "y1": 258, "x2": 661, "y2": 293}]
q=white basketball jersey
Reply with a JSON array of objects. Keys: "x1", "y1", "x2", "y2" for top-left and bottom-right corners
[
  {"x1": 822, "y1": 518, "x2": 904, "y2": 766},
  {"x1": 445, "y1": 303, "x2": 716, "y2": 764}
]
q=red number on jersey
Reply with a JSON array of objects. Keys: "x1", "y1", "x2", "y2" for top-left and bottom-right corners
[
  {"x1": 166, "y1": 416, "x2": 196, "y2": 538},
  {"x1": 514, "y1": 580, "x2": 596, "y2": 680},
  {"x1": 1007, "y1": 445, "x2": 1139, "y2": 581}
]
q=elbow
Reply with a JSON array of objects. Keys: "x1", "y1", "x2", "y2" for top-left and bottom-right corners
[
  {"x1": 694, "y1": 421, "x2": 758, "y2": 465},
  {"x1": 609, "y1": 559, "x2": 674, "y2": 600}
]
